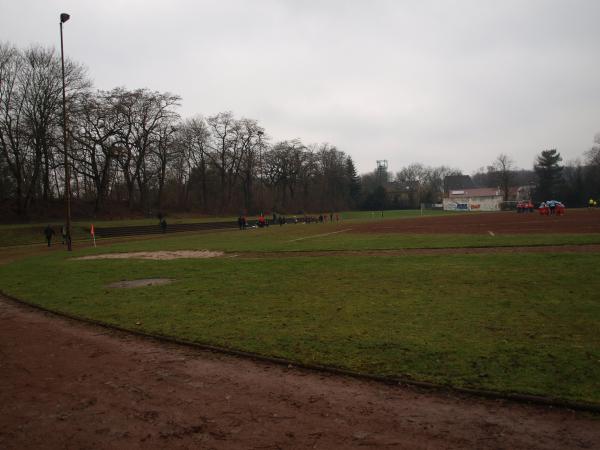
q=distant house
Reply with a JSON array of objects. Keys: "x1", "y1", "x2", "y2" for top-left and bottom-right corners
[{"x1": 443, "y1": 187, "x2": 503, "y2": 211}]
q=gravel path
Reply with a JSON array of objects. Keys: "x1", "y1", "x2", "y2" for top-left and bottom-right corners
[{"x1": 1, "y1": 296, "x2": 598, "y2": 449}]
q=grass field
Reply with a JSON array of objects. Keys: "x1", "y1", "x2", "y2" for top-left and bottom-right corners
[
  {"x1": 0, "y1": 214, "x2": 237, "y2": 247},
  {"x1": 1, "y1": 211, "x2": 599, "y2": 405},
  {"x1": 0, "y1": 209, "x2": 459, "y2": 247}
]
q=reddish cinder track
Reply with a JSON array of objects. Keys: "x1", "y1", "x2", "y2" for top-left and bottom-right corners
[
  {"x1": 353, "y1": 209, "x2": 600, "y2": 234},
  {"x1": 1, "y1": 298, "x2": 599, "y2": 449}
]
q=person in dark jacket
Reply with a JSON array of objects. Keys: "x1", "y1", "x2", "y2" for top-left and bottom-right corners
[{"x1": 44, "y1": 225, "x2": 55, "y2": 247}]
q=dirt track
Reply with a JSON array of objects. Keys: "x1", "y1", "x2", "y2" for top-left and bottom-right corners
[
  {"x1": 1, "y1": 297, "x2": 598, "y2": 449},
  {"x1": 354, "y1": 210, "x2": 600, "y2": 234}
]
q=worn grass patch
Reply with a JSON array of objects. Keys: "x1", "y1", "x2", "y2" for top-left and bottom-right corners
[{"x1": 1, "y1": 250, "x2": 599, "y2": 404}]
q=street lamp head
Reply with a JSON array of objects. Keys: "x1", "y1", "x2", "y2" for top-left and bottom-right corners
[{"x1": 60, "y1": 13, "x2": 70, "y2": 23}]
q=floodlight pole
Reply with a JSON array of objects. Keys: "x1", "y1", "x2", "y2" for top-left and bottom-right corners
[{"x1": 60, "y1": 13, "x2": 72, "y2": 251}]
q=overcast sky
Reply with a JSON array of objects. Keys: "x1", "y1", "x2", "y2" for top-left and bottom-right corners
[{"x1": 2, "y1": 0, "x2": 599, "y2": 174}]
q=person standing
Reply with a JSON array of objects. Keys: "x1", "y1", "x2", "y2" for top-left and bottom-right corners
[
  {"x1": 44, "y1": 225, "x2": 55, "y2": 247},
  {"x1": 160, "y1": 218, "x2": 167, "y2": 233},
  {"x1": 61, "y1": 225, "x2": 68, "y2": 244}
]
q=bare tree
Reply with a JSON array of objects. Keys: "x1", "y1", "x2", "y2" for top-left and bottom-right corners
[
  {"x1": 0, "y1": 43, "x2": 29, "y2": 213},
  {"x1": 264, "y1": 139, "x2": 306, "y2": 210},
  {"x1": 396, "y1": 163, "x2": 427, "y2": 208},
  {"x1": 114, "y1": 88, "x2": 180, "y2": 210},
  {"x1": 71, "y1": 90, "x2": 122, "y2": 212},
  {"x1": 177, "y1": 116, "x2": 210, "y2": 209},
  {"x1": 205, "y1": 112, "x2": 259, "y2": 211},
  {"x1": 585, "y1": 133, "x2": 600, "y2": 167},
  {"x1": 492, "y1": 153, "x2": 515, "y2": 201},
  {"x1": 153, "y1": 121, "x2": 179, "y2": 210},
  {"x1": 21, "y1": 46, "x2": 89, "y2": 201},
  {"x1": 236, "y1": 119, "x2": 264, "y2": 212}
]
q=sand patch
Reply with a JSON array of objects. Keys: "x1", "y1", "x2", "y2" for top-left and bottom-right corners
[
  {"x1": 76, "y1": 250, "x2": 224, "y2": 261},
  {"x1": 106, "y1": 278, "x2": 174, "y2": 289}
]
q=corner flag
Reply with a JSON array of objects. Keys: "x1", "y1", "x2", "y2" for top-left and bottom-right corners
[{"x1": 91, "y1": 224, "x2": 96, "y2": 247}]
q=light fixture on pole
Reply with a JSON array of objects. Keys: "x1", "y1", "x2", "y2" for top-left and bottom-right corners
[{"x1": 60, "y1": 12, "x2": 72, "y2": 251}]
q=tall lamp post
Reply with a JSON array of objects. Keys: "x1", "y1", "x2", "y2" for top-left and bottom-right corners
[
  {"x1": 257, "y1": 130, "x2": 264, "y2": 214},
  {"x1": 60, "y1": 12, "x2": 72, "y2": 251}
]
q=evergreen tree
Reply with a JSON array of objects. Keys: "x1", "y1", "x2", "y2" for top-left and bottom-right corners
[
  {"x1": 534, "y1": 149, "x2": 563, "y2": 200},
  {"x1": 345, "y1": 157, "x2": 361, "y2": 207}
]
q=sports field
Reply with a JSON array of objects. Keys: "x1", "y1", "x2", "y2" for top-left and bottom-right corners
[{"x1": 1, "y1": 209, "x2": 599, "y2": 405}]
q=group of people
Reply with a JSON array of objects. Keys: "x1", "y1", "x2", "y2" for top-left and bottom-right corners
[
  {"x1": 43, "y1": 224, "x2": 69, "y2": 247},
  {"x1": 237, "y1": 215, "x2": 268, "y2": 229},
  {"x1": 516, "y1": 201, "x2": 535, "y2": 213},
  {"x1": 238, "y1": 212, "x2": 341, "y2": 229},
  {"x1": 538, "y1": 200, "x2": 565, "y2": 216}
]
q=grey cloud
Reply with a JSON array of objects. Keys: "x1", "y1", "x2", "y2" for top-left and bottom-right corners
[{"x1": 2, "y1": 0, "x2": 598, "y2": 173}]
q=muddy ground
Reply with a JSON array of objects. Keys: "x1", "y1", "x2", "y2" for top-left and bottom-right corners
[
  {"x1": 353, "y1": 209, "x2": 600, "y2": 234},
  {"x1": 1, "y1": 297, "x2": 598, "y2": 450}
]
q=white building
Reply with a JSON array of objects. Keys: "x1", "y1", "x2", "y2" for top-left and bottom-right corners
[{"x1": 443, "y1": 188, "x2": 503, "y2": 211}]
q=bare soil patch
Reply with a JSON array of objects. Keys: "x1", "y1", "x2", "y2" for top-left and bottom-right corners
[
  {"x1": 106, "y1": 278, "x2": 174, "y2": 289},
  {"x1": 76, "y1": 250, "x2": 224, "y2": 261},
  {"x1": 1, "y1": 296, "x2": 599, "y2": 449},
  {"x1": 353, "y1": 209, "x2": 600, "y2": 234}
]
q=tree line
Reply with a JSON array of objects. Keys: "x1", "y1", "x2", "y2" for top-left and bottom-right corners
[
  {"x1": 0, "y1": 43, "x2": 361, "y2": 219},
  {"x1": 2, "y1": 42, "x2": 598, "y2": 219},
  {"x1": 470, "y1": 143, "x2": 600, "y2": 206},
  {"x1": 359, "y1": 142, "x2": 600, "y2": 210}
]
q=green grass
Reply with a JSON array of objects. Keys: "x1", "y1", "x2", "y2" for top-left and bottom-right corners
[
  {"x1": 0, "y1": 215, "x2": 238, "y2": 247},
  {"x1": 0, "y1": 209, "x2": 453, "y2": 247},
  {"x1": 1, "y1": 245, "x2": 599, "y2": 404},
  {"x1": 70, "y1": 225, "x2": 600, "y2": 255},
  {"x1": 2, "y1": 213, "x2": 600, "y2": 403}
]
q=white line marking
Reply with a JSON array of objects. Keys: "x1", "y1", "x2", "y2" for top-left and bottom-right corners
[{"x1": 287, "y1": 229, "x2": 353, "y2": 243}]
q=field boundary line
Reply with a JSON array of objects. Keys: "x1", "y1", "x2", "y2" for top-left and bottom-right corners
[
  {"x1": 287, "y1": 228, "x2": 353, "y2": 243},
  {"x1": 2, "y1": 291, "x2": 599, "y2": 414}
]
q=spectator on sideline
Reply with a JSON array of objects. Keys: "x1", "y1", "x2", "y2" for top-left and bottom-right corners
[
  {"x1": 61, "y1": 224, "x2": 68, "y2": 244},
  {"x1": 44, "y1": 225, "x2": 55, "y2": 247}
]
